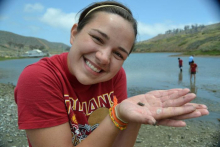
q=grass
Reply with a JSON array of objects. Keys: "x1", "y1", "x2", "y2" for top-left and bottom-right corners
[
  {"x1": 0, "y1": 57, "x2": 26, "y2": 61},
  {"x1": 183, "y1": 50, "x2": 220, "y2": 56}
]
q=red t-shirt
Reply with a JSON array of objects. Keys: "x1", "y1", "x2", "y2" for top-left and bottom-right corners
[
  {"x1": 14, "y1": 52, "x2": 127, "y2": 146},
  {"x1": 179, "y1": 59, "x2": 183, "y2": 66},
  {"x1": 190, "y1": 63, "x2": 197, "y2": 72}
]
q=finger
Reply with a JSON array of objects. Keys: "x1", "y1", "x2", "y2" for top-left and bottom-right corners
[
  {"x1": 152, "y1": 105, "x2": 196, "y2": 120},
  {"x1": 200, "y1": 109, "x2": 209, "y2": 115},
  {"x1": 147, "y1": 88, "x2": 183, "y2": 98},
  {"x1": 162, "y1": 93, "x2": 196, "y2": 107},
  {"x1": 185, "y1": 103, "x2": 208, "y2": 109},
  {"x1": 160, "y1": 88, "x2": 191, "y2": 102},
  {"x1": 172, "y1": 110, "x2": 201, "y2": 120},
  {"x1": 129, "y1": 110, "x2": 156, "y2": 125},
  {"x1": 157, "y1": 119, "x2": 186, "y2": 127},
  {"x1": 142, "y1": 116, "x2": 156, "y2": 125},
  {"x1": 172, "y1": 109, "x2": 209, "y2": 120}
]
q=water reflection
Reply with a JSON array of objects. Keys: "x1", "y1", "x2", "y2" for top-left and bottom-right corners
[
  {"x1": 178, "y1": 71, "x2": 183, "y2": 84},
  {"x1": 190, "y1": 80, "x2": 198, "y2": 94}
]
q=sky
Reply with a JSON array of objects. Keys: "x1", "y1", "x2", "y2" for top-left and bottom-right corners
[{"x1": 0, "y1": 0, "x2": 219, "y2": 46}]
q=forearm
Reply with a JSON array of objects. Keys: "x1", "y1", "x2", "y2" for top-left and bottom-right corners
[
  {"x1": 77, "y1": 115, "x2": 120, "y2": 147},
  {"x1": 112, "y1": 122, "x2": 141, "y2": 147}
]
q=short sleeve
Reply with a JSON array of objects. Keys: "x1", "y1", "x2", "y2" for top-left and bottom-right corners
[
  {"x1": 113, "y1": 67, "x2": 127, "y2": 103},
  {"x1": 14, "y1": 64, "x2": 69, "y2": 129}
]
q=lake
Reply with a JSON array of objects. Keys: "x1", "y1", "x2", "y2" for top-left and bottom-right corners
[
  {"x1": 124, "y1": 53, "x2": 220, "y2": 102},
  {"x1": 0, "y1": 52, "x2": 220, "y2": 103}
]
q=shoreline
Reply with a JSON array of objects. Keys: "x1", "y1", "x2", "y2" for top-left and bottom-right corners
[
  {"x1": 0, "y1": 83, "x2": 220, "y2": 147},
  {"x1": 130, "y1": 52, "x2": 220, "y2": 57},
  {"x1": 1, "y1": 52, "x2": 220, "y2": 62},
  {"x1": 167, "y1": 52, "x2": 220, "y2": 57}
]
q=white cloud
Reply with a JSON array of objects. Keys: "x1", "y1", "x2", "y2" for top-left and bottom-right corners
[
  {"x1": 136, "y1": 21, "x2": 210, "y2": 41},
  {"x1": 40, "y1": 8, "x2": 77, "y2": 30},
  {"x1": 137, "y1": 21, "x2": 185, "y2": 37},
  {"x1": 24, "y1": 3, "x2": 44, "y2": 12},
  {"x1": 207, "y1": 21, "x2": 219, "y2": 25},
  {"x1": 137, "y1": 21, "x2": 216, "y2": 39},
  {"x1": 137, "y1": 21, "x2": 187, "y2": 41}
]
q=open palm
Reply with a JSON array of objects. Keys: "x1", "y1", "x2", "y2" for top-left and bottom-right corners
[{"x1": 118, "y1": 88, "x2": 208, "y2": 127}]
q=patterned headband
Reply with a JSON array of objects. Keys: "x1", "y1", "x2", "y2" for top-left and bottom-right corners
[{"x1": 84, "y1": 5, "x2": 129, "y2": 18}]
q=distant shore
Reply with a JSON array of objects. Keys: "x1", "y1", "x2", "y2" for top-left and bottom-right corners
[
  {"x1": 1, "y1": 51, "x2": 220, "y2": 62},
  {"x1": 169, "y1": 53, "x2": 220, "y2": 57},
  {"x1": 0, "y1": 83, "x2": 220, "y2": 147}
]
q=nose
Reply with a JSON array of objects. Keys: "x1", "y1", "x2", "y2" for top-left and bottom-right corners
[{"x1": 96, "y1": 48, "x2": 111, "y2": 65}]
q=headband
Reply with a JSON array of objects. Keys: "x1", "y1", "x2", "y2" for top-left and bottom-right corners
[{"x1": 84, "y1": 5, "x2": 129, "y2": 18}]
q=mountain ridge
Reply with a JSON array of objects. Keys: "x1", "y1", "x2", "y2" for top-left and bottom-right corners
[
  {"x1": 134, "y1": 22, "x2": 220, "y2": 55},
  {"x1": 1, "y1": 22, "x2": 220, "y2": 57},
  {"x1": 0, "y1": 30, "x2": 70, "y2": 57}
]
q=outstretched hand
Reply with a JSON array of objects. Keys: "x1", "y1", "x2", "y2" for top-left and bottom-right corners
[{"x1": 118, "y1": 88, "x2": 209, "y2": 127}]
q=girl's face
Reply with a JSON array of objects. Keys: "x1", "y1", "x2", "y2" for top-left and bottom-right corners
[{"x1": 68, "y1": 12, "x2": 135, "y2": 85}]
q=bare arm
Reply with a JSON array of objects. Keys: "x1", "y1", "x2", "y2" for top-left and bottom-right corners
[
  {"x1": 26, "y1": 89, "x2": 208, "y2": 147},
  {"x1": 26, "y1": 116, "x2": 120, "y2": 147},
  {"x1": 111, "y1": 89, "x2": 208, "y2": 147},
  {"x1": 26, "y1": 122, "x2": 74, "y2": 147},
  {"x1": 112, "y1": 123, "x2": 141, "y2": 147}
]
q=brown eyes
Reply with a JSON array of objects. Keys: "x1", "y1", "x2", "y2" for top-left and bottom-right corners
[
  {"x1": 90, "y1": 35, "x2": 124, "y2": 60},
  {"x1": 113, "y1": 51, "x2": 124, "y2": 60},
  {"x1": 91, "y1": 35, "x2": 104, "y2": 44}
]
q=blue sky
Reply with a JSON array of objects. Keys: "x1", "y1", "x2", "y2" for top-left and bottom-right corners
[{"x1": 0, "y1": 0, "x2": 219, "y2": 46}]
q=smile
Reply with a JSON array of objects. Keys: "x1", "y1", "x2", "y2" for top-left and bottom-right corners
[{"x1": 86, "y1": 60, "x2": 101, "y2": 73}]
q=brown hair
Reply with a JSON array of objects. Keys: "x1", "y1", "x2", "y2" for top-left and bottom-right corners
[{"x1": 77, "y1": 1, "x2": 137, "y2": 53}]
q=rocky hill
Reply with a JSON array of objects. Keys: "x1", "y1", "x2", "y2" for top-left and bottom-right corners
[
  {"x1": 1, "y1": 22, "x2": 220, "y2": 57},
  {"x1": 0, "y1": 30, "x2": 70, "y2": 57},
  {"x1": 134, "y1": 22, "x2": 220, "y2": 55}
]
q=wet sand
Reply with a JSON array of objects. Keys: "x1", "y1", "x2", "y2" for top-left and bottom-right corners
[{"x1": 0, "y1": 83, "x2": 220, "y2": 147}]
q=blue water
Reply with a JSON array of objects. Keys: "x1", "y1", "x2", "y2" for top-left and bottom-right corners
[
  {"x1": 123, "y1": 53, "x2": 220, "y2": 102},
  {"x1": 0, "y1": 53, "x2": 219, "y2": 123},
  {"x1": 0, "y1": 58, "x2": 40, "y2": 85},
  {"x1": 0, "y1": 53, "x2": 219, "y2": 102}
]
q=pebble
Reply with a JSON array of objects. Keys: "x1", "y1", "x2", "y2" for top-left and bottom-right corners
[
  {"x1": 1, "y1": 83, "x2": 220, "y2": 147},
  {"x1": 136, "y1": 140, "x2": 142, "y2": 143},
  {"x1": 0, "y1": 83, "x2": 29, "y2": 146}
]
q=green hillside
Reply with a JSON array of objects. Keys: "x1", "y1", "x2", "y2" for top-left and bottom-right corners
[
  {"x1": 134, "y1": 23, "x2": 220, "y2": 55},
  {"x1": 1, "y1": 22, "x2": 220, "y2": 58},
  {"x1": 0, "y1": 30, "x2": 70, "y2": 57}
]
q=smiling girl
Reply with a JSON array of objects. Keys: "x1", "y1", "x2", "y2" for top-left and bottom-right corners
[{"x1": 14, "y1": 1, "x2": 208, "y2": 147}]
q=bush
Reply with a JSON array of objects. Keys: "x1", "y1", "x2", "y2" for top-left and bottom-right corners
[{"x1": 178, "y1": 41, "x2": 188, "y2": 46}]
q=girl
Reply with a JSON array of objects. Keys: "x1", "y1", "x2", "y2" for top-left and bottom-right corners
[{"x1": 15, "y1": 1, "x2": 208, "y2": 147}]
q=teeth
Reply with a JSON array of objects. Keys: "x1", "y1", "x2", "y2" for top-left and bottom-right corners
[{"x1": 86, "y1": 60, "x2": 101, "y2": 73}]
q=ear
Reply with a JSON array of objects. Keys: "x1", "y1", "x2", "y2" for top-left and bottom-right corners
[{"x1": 70, "y1": 23, "x2": 78, "y2": 45}]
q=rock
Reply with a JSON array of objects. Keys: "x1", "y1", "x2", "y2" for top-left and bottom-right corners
[{"x1": 135, "y1": 140, "x2": 142, "y2": 143}]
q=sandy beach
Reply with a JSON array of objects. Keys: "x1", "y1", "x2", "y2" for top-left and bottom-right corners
[{"x1": 0, "y1": 83, "x2": 220, "y2": 147}]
